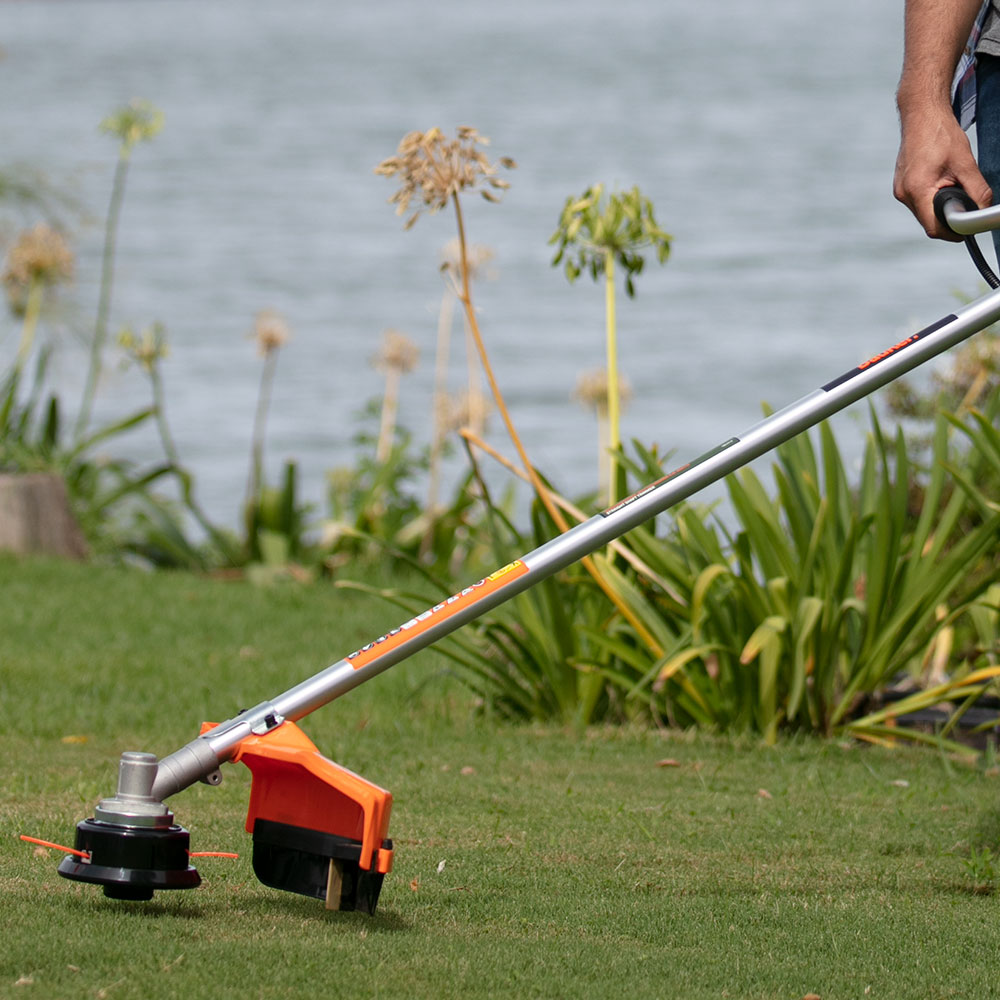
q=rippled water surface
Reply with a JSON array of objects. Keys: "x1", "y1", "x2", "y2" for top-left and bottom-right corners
[{"x1": 1, "y1": 0, "x2": 982, "y2": 525}]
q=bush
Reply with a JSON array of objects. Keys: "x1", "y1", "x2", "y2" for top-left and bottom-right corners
[{"x1": 387, "y1": 393, "x2": 1000, "y2": 742}]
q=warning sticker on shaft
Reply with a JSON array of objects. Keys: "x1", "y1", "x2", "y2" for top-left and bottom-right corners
[
  {"x1": 820, "y1": 315, "x2": 954, "y2": 392},
  {"x1": 346, "y1": 560, "x2": 530, "y2": 669}
]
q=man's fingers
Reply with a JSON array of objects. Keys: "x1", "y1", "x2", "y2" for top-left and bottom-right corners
[
  {"x1": 958, "y1": 173, "x2": 993, "y2": 211},
  {"x1": 931, "y1": 169, "x2": 993, "y2": 240}
]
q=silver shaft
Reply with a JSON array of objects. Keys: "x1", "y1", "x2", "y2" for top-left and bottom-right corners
[{"x1": 151, "y1": 284, "x2": 1000, "y2": 801}]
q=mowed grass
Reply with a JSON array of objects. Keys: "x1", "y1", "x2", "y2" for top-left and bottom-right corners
[{"x1": 3, "y1": 555, "x2": 1000, "y2": 1000}]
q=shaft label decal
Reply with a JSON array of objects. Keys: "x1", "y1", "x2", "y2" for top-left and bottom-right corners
[
  {"x1": 347, "y1": 560, "x2": 530, "y2": 669},
  {"x1": 600, "y1": 438, "x2": 740, "y2": 518},
  {"x1": 821, "y1": 315, "x2": 955, "y2": 393}
]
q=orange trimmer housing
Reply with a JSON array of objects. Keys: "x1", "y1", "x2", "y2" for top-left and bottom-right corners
[{"x1": 201, "y1": 721, "x2": 393, "y2": 912}]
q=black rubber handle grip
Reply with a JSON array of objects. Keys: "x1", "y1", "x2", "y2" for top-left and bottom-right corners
[{"x1": 933, "y1": 185, "x2": 980, "y2": 233}]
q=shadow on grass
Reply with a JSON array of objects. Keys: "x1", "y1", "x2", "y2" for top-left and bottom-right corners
[
  {"x1": 63, "y1": 887, "x2": 411, "y2": 931},
  {"x1": 64, "y1": 896, "x2": 209, "y2": 921},
  {"x1": 237, "y1": 890, "x2": 413, "y2": 932}
]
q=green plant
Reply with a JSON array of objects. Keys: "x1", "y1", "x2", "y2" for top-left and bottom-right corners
[
  {"x1": 1, "y1": 224, "x2": 73, "y2": 466},
  {"x1": 0, "y1": 378, "x2": 179, "y2": 559},
  {"x1": 577, "y1": 400, "x2": 1000, "y2": 743},
  {"x1": 437, "y1": 482, "x2": 612, "y2": 726},
  {"x1": 324, "y1": 400, "x2": 431, "y2": 560},
  {"x1": 962, "y1": 845, "x2": 998, "y2": 893},
  {"x1": 352, "y1": 560, "x2": 612, "y2": 727},
  {"x1": 246, "y1": 459, "x2": 311, "y2": 570},
  {"x1": 550, "y1": 184, "x2": 671, "y2": 503},
  {"x1": 343, "y1": 432, "x2": 662, "y2": 726},
  {"x1": 0, "y1": 224, "x2": 73, "y2": 503},
  {"x1": 322, "y1": 399, "x2": 492, "y2": 576},
  {"x1": 839, "y1": 388, "x2": 1000, "y2": 748},
  {"x1": 370, "y1": 392, "x2": 998, "y2": 735},
  {"x1": 0, "y1": 106, "x2": 225, "y2": 569}
]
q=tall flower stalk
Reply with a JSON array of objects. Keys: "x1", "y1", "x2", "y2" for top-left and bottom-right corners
[
  {"x1": 550, "y1": 184, "x2": 671, "y2": 503},
  {"x1": 1, "y1": 224, "x2": 74, "y2": 435},
  {"x1": 75, "y1": 99, "x2": 163, "y2": 440},
  {"x1": 373, "y1": 328, "x2": 419, "y2": 463},
  {"x1": 119, "y1": 322, "x2": 236, "y2": 563},
  {"x1": 429, "y1": 275, "x2": 456, "y2": 515},
  {"x1": 574, "y1": 368, "x2": 632, "y2": 498},
  {"x1": 428, "y1": 239, "x2": 493, "y2": 513},
  {"x1": 245, "y1": 309, "x2": 290, "y2": 525},
  {"x1": 439, "y1": 239, "x2": 493, "y2": 433}
]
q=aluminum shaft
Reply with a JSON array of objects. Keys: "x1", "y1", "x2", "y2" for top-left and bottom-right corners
[{"x1": 150, "y1": 282, "x2": 1000, "y2": 801}]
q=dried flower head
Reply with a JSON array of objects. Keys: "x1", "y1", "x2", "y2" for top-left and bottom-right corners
[
  {"x1": 375, "y1": 127, "x2": 516, "y2": 228},
  {"x1": 2, "y1": 223, "x2": 74, "y2": 315},
  {"x1": 100, "y1": 98, "x2": 164, "y2": 150},
  {"x1": 2, "y1": 223, "x2": 74, "y2": 291},
  {"x1": 119, "y1": 322, "x2": 168, "y2": 373},
  {"x1": 574, "y1": 368, "x2": 632, "y2": 414},
  {"x1": 440, "y1": 238, "x2": 495, "y2": 283},
  {"x1": 252, "y1": 308, "x2": 291, "y2": 358},
  {"x1": 372, "y1": 328, "x2": 419, "y2": 375},
  {"x1": 440, "y1": 389, "x2": 492, "y2": 433}
]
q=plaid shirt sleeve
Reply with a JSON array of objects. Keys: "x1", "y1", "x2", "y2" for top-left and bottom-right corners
[{"x1": 952, "y1": 0, "x2": 991, "y2": 129}]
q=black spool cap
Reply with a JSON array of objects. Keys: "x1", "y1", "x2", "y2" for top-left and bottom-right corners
[
  {"x1": 252, "y1": 818, "x2": 390, "y2": 914},
  {"x1": 57, "y1": 818, "x2": 201, "y2": 900}
]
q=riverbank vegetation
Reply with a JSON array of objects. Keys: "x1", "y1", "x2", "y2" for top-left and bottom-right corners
[{"x1": 2, "y1": 111, "x2": 1000, "y2": 750}]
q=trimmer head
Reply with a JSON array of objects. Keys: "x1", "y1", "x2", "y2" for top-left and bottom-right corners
[
  {"x1": 56, "y1": 751, "x2": 200, "y2": 900},
  {"x1": 57, "y1": 819, "x2": 200, "y2": 901}
]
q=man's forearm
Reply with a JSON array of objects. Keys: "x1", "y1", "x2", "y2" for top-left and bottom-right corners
[{"x1": 897, "y1": 0, "x2": 983, "y2": 117}]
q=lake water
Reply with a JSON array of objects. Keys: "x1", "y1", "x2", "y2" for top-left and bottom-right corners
[{"x1": 1, "y1": 0, "x2": 986, "y2": 530}]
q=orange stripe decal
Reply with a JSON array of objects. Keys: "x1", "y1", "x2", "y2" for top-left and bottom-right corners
[{"x1": 347, "y1": 560, "x2": 530, "y2": 670}]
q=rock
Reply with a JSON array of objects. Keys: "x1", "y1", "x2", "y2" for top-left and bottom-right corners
[{"x1": 0, "y1": 472, "x2": 88, "y2": 559}]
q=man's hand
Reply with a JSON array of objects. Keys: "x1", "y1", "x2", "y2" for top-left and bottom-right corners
[{"x1": 893, "y1": 104, "x2": 992, "y2": 240}]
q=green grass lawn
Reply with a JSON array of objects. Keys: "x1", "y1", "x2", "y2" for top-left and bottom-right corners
[{"x1": 3, "y1": 555, "x2": 1000, "y2": 1000}]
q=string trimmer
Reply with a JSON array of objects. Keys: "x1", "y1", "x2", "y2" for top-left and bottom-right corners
[{"x1": 46, "y1": 189, "x2": 1000, "y2": 913}]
